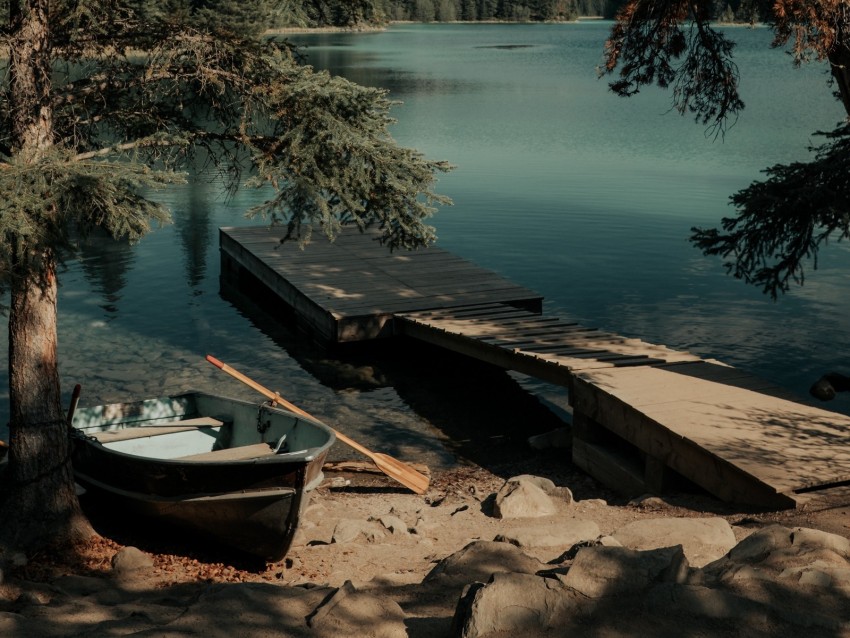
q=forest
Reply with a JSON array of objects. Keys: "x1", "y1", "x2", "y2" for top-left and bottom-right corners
[{"x1": 274, "y1": 0, "x2": 763, "y2": 27}]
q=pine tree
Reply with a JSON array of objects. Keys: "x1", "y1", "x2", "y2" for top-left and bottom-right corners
[
  {"x1": 0, "y1": 0, "x2": 450, "y2": 553},
  {"x1": 602, "y1": 0, "x2": 850, "y2": 297}
]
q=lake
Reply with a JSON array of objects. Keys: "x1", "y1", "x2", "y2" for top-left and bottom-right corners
[{"x1": 1, "y1": 22, "x2": 849, "y2": 463}]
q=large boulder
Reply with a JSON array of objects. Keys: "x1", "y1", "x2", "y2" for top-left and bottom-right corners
[
  {"x1": 167, "y1": 581, "x2": 406, "y2": 638},
  {"x1": 451, "y1": 573, "x2": 577, "y2": 638},
  {"x1": 425, "y1": 540, "x2": 543, "y2": 589},
  {"x1": 612, "y1": 517, "x2": 737, "y2": 567},
  {"x1": 494, "y1": 520, "x2": 601, "y2": 550},
  {"x1": 560, "y1": 545, "x2": 689, "y2": 598}
]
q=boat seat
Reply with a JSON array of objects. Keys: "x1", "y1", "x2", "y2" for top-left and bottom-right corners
[
  {"x1": 91, "y1": 417, "x2": 226, "y2": 444},
  {"x1": 177, "y1": 443, "x2": 276, "y2": 462}
]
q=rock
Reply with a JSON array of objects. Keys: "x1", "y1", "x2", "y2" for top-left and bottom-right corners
[
  {"x1": 331, "y1": 519, "x2": 386, "y2": 544},
  {"x1": 628, "y1": 495, "x2": 669, "y2": 510},
  {"x1": 494, "y1": 520, "x2": 601, "y2": 549},
  {"x1": 324, "y1": 477, "x2": 351, "y2": 488},
  {"x1": 780, "y1": 563, "x2": 850, "y2": 588},
  {"x1": 168, "y1": 581, "x2": 406, "y2": 638},
  {"x1": 693, "y1": 526, "x2": 850, "y2": 631},
  {"x1": 550, "y1": 536, "x2": 625, "y2": 564},
  {"x1": 561, "y1": 545, "x2": 688, "y2": 597},
  {"x1": 111, "y1": 547, "x2": 153, "y2": 579},
  {"x1": 304, "y1": 502, "x2": 327, "y2": 517},
  {"x1": 493, "y1": 475, "x2": 569, "y2": 519},
  {"x1": 451, "y1": 572, "x2": 577, "y2": 638},
  {"x1": 307, "y1": 580, "x2": 356, "y2": 627},
  {"x1": 372, "y1": 515, "x2": 409, "y2": 536},
  {"x1": 513, "y1": 474, "x2": 557, "y2": 491},
  {"x1": 15, "y1": 590, "x2": 50, "y2": 606},
  {"x1": 646, "y1": 583, "x2": 772, "y2": 622},
  {"x1": 412, "y1": 515, "x2": 437, "y2": 535},
  {"x1": 0, "y1": 612, "x2": 26, "y2": 636},
  {"x1": 791, "y1": 527, "x2": 850, "y2": 558},
  {"x1": 598, "y1": 535, "x2": 622, "y2": 547},
  {"x1": 575, "y1": 498, "x2": 608, "y2": 508},
  {"x1": 424, "y1": 541, "x2": 542, "y2": 589},
  {"x1": 725, "y1": 525, "x2": 794, "y2": 563},
  {"x1": 612, "y1": 517, "x2": 737, "y2": 567},
  {"x1": 367, "y1": 571, "x2": 423, "y2": 587},
  {"x1": 527, "y1": 427, "x2": 571, "y2": 450}
]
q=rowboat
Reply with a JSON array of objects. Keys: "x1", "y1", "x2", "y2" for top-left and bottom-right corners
[{"x1": 70, "y1": 391, "x2": 335, "y2": 561}]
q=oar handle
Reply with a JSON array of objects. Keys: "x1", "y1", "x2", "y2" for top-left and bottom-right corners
[
  {"x1": 206, "y1": 355, "x2": 335, "y2": 429},
  {"x1": 206, "y1": 355, "x2": 306, "y2": 413},
  {"x1": 327, "y1": 429, "x2": 374, "y2": 459}
]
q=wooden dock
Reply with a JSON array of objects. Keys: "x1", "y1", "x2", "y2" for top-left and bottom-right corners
[{"x1": 220, "y1": 226, "x2": 850, "y2": 509}]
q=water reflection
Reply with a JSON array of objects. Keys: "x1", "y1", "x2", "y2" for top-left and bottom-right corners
[
  {"x1": 75, "y1": 230, "x2": 135, "y2": 316},
  {"x1": 175, "y1": 179, "x2": 215, "y2": 292}
]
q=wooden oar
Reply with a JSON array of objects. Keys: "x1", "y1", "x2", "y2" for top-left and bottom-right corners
[{"x1": 205, "y1": 355, "x2": 430, "y2": 495}]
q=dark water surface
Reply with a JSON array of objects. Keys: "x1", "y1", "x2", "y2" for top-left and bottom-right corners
[
  {"x1": 290, "y1": 22, "x2": 850, "y2": 409},
  {"x1": 1, "y1": 23, "x2": 849, "y2": 460}
]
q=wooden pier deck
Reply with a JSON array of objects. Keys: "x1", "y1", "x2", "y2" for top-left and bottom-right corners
[{"x1": 220, "y1": 226, "x2": 850, "y2": 509}]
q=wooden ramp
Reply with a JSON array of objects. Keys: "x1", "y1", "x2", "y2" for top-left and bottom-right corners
[
  {"x1": 572, "y1": 362, "x2": 850, "y2": 509},
  {"x1": 220, "y1": 226, "x2": 850, "y2": 509}
]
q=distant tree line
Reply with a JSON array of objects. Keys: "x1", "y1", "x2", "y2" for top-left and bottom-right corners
[
  {"x1": 273, "y1": 0, "x2": 771, "y2": 28},
  {"x1": 274, "y1": 0, "x2": 624, "y2": 27},
  {"x1": 379, "y1": 0, "x2": 620, "y2": 22}
]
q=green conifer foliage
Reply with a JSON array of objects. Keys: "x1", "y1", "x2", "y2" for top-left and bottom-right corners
[
  {"x1": 0, "y1": 0, "x2": 450, "y2": 551},
  {"x1": 602, "y1": 0, "x2": 850, "y2": 297}
]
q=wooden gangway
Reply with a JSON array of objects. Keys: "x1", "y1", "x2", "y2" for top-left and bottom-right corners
[{"x1": 220, "y1": 226, "x2": 850, "y2": 509}]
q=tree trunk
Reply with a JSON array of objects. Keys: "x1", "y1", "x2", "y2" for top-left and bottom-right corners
[
  {"x1": 3, "y1": 261, "x2": 88, "y2": 550},
  {"x1": 0, "y1": 0, "x2": 90, "y2": 551}
]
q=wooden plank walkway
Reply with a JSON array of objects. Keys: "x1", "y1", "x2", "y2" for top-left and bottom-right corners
[
  {"x1": 220, "y1": 226, "x2": 850, "y2": 509},
  {"x1": 571, "y1": 363, "x2": 850, "y2": 509},
  {"x1": 395, "y1": 303, "x2": 701, "y2": 385}
]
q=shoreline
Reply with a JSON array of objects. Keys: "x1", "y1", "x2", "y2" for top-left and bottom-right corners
[
  {"x1": 266, "y1": 18, "x2": 606, "y2": 36},
  {"x1": 268, "y1": 17, "x2": 763, "y2": 36}
]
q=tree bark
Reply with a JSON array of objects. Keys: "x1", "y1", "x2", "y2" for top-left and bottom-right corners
[
  {"x1": 4, "y1": 261, "x2": 87, "y2": 550},
  {"x1": 1, "y1": 0, "x2": 90, "y2": 551}
]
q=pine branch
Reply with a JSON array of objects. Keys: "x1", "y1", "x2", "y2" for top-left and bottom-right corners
[
  {"x1": 72, "y1": 135, "x2": 186, "y2": 161},
  {"x1": 691, "y1": 124, "x2": 850, "y2": 298}
]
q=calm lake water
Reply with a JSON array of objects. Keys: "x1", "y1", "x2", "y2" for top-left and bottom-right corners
[{"x1": 1, "y1": 22, "x2": 849, "y2": 461}]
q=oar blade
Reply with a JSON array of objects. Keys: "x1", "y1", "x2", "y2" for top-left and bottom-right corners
[{"x1": 372, "y1": 453, "x2": 430, "y2": 495}]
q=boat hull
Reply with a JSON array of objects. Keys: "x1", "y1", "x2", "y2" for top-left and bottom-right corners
[{"x1": 70, "y1": 392, "x2": 335, "y2": 561}]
